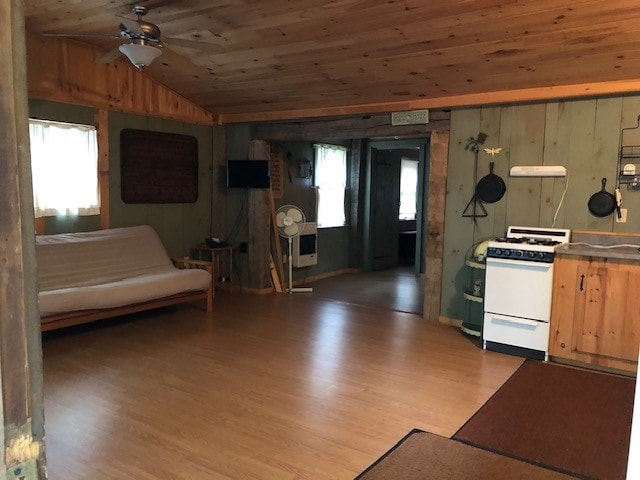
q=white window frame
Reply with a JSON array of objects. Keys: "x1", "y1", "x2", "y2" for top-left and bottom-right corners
[
  {"x1": 29, "y1": 118, "x2": 100, "y2": 218},
  {"x1": 314, "y1": 143, "x2": 347, "y2": 228}
]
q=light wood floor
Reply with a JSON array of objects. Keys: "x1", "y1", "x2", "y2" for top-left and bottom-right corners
[
  {"x1": 308, "y1": 266, "x2": 423, "y2": 314},
  {"x1": 42, "y1": 292, "x2": 522, "y2": 479}
]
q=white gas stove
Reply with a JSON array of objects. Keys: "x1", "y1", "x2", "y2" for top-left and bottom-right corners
[{"x1": 483, "y1": 226, "x2": 571, "y2": 361}]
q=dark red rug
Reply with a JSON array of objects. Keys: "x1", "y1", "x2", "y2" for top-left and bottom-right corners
[{"x1": 453, "y1": 360, "x2": 635, "y2": 480}]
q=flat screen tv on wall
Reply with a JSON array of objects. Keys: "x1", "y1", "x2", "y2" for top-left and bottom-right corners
[{"x1": 227, "y1": 160, "x2": 270, "y2": 188}]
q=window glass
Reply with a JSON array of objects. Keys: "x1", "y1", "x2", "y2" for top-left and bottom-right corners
[
  {"x1": 29, "y1": 119, "x2": 99, "y2": 218},
  {"x1": 399, "y1": 159, "x2": 418, "y2": 220},
  {"x1": 314, "y1": 144, "x2": 347, "y2": 228}
]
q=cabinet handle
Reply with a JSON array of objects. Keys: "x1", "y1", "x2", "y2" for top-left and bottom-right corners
[{"x1": 579, "y1": 274, "x2": 585, "y2": 291}]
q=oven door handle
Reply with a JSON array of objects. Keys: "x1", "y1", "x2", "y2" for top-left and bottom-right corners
[
  {"x1": 488, "y1": 313, "x2": 542, "y2": 328},
  {"x1": 486, "y1": 257, "x2": 553, "y2": 270}
]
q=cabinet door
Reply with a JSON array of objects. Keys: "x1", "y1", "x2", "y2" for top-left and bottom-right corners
[
  {"x1": 550, "y1": 255, "x2": 640, "y2": 371},
  {"x1": 574, "y1": 259, "x2": 640, "y2": 362},
  {"x1": 550, "y1": 256, "x2": 580, "y2": 357}
]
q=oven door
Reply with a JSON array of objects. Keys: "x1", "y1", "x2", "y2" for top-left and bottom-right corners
[
  {"x1": 483, "y1": 312, "x2": 550, "y2": 352},
  {"x1": 484, "y1": 257, "x2": 554, "y2": 322}
]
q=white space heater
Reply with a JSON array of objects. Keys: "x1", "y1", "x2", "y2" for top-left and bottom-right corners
[{"x1": 292, "y1": 222, "x2": 318, "y2": 268}]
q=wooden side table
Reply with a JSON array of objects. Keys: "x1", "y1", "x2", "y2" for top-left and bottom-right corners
[{"x1": 194, "y1": 244, "x2": 233, "y2": 295}]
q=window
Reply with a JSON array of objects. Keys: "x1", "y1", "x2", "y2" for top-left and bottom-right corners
[
  {"x1": 314, "y1": 144, "x2": 347, "y2": 228},
  {"x1": 29, "y1": 119, "x2": 99, "y2": 218},
  {"x1": 399, "y1": 158, "x2": 418, "y2": 220}
]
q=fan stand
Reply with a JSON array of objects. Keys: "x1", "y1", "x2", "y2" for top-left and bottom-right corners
[{"x1": 286, "y1": 236, "x2": 313, "y2": 294}]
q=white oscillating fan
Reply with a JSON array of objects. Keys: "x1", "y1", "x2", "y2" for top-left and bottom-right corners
[{"x1": 276, "y1": 205, "x2": 313, "y2": 294}]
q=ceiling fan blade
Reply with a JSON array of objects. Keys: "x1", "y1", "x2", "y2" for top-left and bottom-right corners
[
  {"x1": 116, "y1": 15, "x2": 144, "y2": 35},
  {"x1": 97, "y1": 47, "x2": 122, "y2": 64},
  {"x1": 162, "y1": 36, "x2": 224, "y2": 52},
  {"x1": 43, "y1": 33, "x2": 121, "y2": 39}
]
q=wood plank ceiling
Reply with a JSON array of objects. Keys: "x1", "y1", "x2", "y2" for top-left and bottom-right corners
[{"x1": 23, "y1": 0, "x2": 640, "y2": 122}]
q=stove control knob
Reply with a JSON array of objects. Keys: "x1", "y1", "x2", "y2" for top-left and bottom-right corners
[
  {"x1": 502, "y1": 249, "x2": 510, "y2": 257},
  {"x1": 514, "y1": 250, "x2": 523, "y2": 257},
  {"x1": 537, "y1": 252, "x2": 545, "y2": 259},
  {"x1": 494, "y1": 248, "x2": 502, "y2": 256},
  {"x1": 527, "y1": 251, "x2": 535, "y2": 258}
]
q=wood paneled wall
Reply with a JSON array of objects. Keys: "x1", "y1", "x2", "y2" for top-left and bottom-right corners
[
  {"x1": 273, "y1": 140, "x2": 352, "y2": 282},
  {"x1": 28, "y1": 101, "x2": 220, "y2": 258},
  {"x1": 442, "y1": 94, "x2": 640, "y2": 321},
  {"x1": 108, "y1": 111, "x2": 215, "y2": 259},
  {"x1": 26, "y1": 33, "x2": 216, "y2": 125}
]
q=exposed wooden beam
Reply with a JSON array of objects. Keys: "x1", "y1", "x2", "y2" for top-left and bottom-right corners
[
  {"x1": 220, "y1": 79, "x2": 640, "y2": 124},
  {"x1": 251, "y1": 111, "x2": 451, "y2": 141}
]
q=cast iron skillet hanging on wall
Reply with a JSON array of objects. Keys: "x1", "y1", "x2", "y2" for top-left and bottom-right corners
[
  {"x1": 476, "y1": 162, "x2": 506, "y2": 203},
  {"x1": 587, "y1": 178, "x2": 616, "y2": 217}
]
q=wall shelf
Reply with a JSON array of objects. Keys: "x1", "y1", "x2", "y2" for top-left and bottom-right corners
[
  {"x1": 466, "y1": 258, "x2": 486, "y2": 270},
  {"x1": 463, "y1": 291, "x2": 483, "y2": 303},
  {"x1": 461, "y1": 250, "x2": 485, "y2": 338}
]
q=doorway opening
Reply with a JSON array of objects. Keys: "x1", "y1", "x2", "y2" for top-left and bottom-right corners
[{"x1": 354, "y1": 138, "x2": 430, "y2": 314}]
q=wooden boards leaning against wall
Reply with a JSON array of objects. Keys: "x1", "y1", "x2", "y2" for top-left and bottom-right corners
[{"x1": 268, "y1": 144, "x2": 286, "y2": 291}]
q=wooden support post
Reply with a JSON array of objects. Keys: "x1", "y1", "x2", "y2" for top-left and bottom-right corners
[
  {"x1": 348, "y1": 139, "x2": 364, "y2": 268},
  {"x1": 211, "y1": 125, "x2": 227, "y2": 238},
  {"x1": 247, "y1": 140, "x2": 272, "y2": 290},
  {"x1": 0, "y1": 0, "x2": 47, "y2": 477},
  {"x1": 423, "y1": 129, "x2": 450, "y2": 322}
]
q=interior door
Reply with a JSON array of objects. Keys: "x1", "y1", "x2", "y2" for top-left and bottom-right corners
[{"x1": 371, "y1": 149, "x2": 401, "y2": 270}]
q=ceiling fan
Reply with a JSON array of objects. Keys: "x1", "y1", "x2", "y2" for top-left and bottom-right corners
[{"x1": 44, "y1": 4, "x2": 222, "y2": 70}]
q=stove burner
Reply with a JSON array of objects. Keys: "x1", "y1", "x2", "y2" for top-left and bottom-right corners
[
  {"x1": 535, "y1": 239, "x2": 561, "y2": 246},
  {"x1": 494, "y1": 237, "x2": 560, "y2": 246}
]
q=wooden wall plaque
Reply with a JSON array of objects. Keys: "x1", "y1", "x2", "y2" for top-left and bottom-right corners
[{"x1": 120, "y1": 128, "x2": 198, "y2": 204}]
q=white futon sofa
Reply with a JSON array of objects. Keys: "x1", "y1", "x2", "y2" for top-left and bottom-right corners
[{"x1": 37, "y1": 225, "x2": 212, "y2": 331}]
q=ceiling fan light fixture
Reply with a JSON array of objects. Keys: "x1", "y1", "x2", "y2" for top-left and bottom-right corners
[{"x1": 118, "y1": 43, "x2": 161, "y2": 69}]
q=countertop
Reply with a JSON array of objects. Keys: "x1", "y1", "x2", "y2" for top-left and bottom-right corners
[{"x1": 556, "y1": 242, "x2": 640, "y2": 261}]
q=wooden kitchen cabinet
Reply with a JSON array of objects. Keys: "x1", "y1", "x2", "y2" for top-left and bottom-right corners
[{"x1": 550, "y1": 255, "x2": 640, "y2": 373}]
